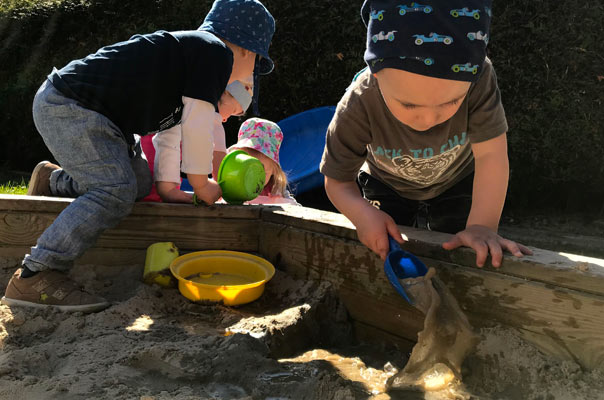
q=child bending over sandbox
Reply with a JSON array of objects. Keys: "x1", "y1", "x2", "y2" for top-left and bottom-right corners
[
  {"x1": 320, "y1": 0, "x2": 532, "y2": 267},
  {"x1": 151, "y1": 116, "x2": 298, "y2": 206},
  {"x1": 1, "y1": 0, "x2": 276, "y2": 313}
]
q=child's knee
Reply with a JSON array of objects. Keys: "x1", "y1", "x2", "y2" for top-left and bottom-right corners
[
  {"x1": 109, "y1": 182, "x2": 138, "y2": 215},
  {"x1": 32, "y1": 81, "x2": 52, "y2": 126},
  {"x1": 84, "y1": 181, "x2": 136, "y2": 220},
  {"x1": 119, "y1": 181, "x2": 139, "y2": 203},
  {"x1": 101, "y1": 175, "x2": 139, "y2": 206}
]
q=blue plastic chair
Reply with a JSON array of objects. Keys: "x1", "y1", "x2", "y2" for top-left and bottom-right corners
[{"x1": 278, "y1": 106, "x2": 336, "y2": 195}]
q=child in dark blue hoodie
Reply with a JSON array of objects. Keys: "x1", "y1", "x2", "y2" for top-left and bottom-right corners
[{"x1": 2, "y1": 0, "x2": 275, "y2": 313}]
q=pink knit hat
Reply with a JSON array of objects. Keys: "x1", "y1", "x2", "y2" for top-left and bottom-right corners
[{"x1": 230, "y1": 118, "x2": 283, "y2": 165}]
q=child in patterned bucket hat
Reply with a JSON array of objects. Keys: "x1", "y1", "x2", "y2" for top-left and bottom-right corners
[
  {"x1": 199, "y1": 0, "x2": 275, "y2": 114},
  {"x1": 320, "y1": 0, "x2": 532, "y2": 267},
  {"x1": 228, "y1": 118, "x2": 295, "y2": 202},
  {"x1": 1, "y1": 0, "x2": 274, "y2": 312}
]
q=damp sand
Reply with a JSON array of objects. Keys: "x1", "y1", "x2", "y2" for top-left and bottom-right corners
[{"x1": 1, "y1": 260, "x2": 603, "y2": 399}]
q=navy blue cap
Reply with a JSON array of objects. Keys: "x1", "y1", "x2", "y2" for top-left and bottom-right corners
[
  {"x1": 361, "y1": 0, "x2": 492, "y2": 81},
  {"x1": 199, "y1": 0, "x2": 275, "y2": 75}
]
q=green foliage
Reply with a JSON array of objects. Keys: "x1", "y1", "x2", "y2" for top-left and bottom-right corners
[
  {"x1": 490, "y1": 0, "x2": 604, "y2": 213},
  {"x1": 0, "y1": 0, "x2": 602, "y2": 214}
]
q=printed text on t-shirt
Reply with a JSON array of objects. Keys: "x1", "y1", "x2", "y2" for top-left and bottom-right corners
[{"x1": 374, "y1": 132, "x2": 467, "y2": 159}]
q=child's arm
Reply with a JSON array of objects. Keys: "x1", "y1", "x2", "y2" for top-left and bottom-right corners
[
  {"x1": 468, "y1": 133, "x2": 509, "y2": 230},
  {"x1": 180, "y1": 96, "x2": 222, "y2": 204},
  {"x1": 156, "y1": 181, "x2": 193, "y2": 203},
  {"x1": 325, "y1": 176, "x2": 405, "y2": 261},
  {"x1": 186, "y1": 173, "x2": 221, "y2": 204},
  {"x1": 153, "y1": 125, "x2": 182, "y2": 184},
  {"x1": 212, "y1": 151, "x2": 226, "y2": 181},
  {"x1": 442, "y1": 133, "x2": 532, "y2": 267},
  {"x1": 211, "y1": 115, "x2": 227, "y2": 179},
  {"x1": 153, "y1": 125, "x2": 193, "y2": 203}
]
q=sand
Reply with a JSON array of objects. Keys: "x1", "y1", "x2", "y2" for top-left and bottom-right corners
[{"x1": 1, "y1": 259, "x2": 603, "y2": 400}]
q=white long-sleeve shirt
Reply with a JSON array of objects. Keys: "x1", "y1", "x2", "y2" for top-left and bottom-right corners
[{"x1": 153, "y1": 96, "x2": 225, "y2": 183}]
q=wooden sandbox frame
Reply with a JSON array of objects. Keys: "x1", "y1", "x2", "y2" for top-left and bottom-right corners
[{"x1": 1, "y1": 194, "x2": 603, "y2": 370}]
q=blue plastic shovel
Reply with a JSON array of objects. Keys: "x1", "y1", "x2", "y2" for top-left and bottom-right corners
[{"x1": 383, "y1": 235, "x2": 429, "y2": 305}]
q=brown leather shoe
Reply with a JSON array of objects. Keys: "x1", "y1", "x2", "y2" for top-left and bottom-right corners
[
  {"x1": 26, "y1": 161, "x2": 60, "y2": 196},
  {"x1": 1, "y1": 268, "x2": 110, "y2": 313}
]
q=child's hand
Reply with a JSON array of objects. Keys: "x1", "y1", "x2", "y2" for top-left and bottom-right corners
[
  {"x1": 187, "y1": 173, "x2": 222, "y2": 205},
  {"x1": 156, "y1": 181, "x2": 193, "y2": 203},
  {"x1": 193, "y1": 179, "x2": 222, "y2": 205},
  {"x1": 442, "y1": 225, "x2": 533, "y2": 268},
  {"x1": 354, "y1": 205, "x2": 406, "y2": 261},
  {"x1": 323, "y1": 177, "x2": 404, "y2": 260}
]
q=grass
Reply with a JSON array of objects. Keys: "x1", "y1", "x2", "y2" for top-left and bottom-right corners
[{"x1": 0, "y1": 179, "x2": 28, "y2": 195}]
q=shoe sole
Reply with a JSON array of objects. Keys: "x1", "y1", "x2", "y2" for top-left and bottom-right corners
[
  {"x1": 26, "y1": 161, "x2": 50, "y2": 196},
  {"x1": 1, "y1": 296, "x2": 110, "y2": 313}
]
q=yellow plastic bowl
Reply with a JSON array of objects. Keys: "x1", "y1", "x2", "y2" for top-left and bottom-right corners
[{"x1": 170, "y1": 250, "x2": 275, "y2": 306}]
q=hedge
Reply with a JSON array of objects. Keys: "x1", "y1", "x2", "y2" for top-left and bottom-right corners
[{"x1": 1, "y1": 0, "x2": 602, "y2": 214}]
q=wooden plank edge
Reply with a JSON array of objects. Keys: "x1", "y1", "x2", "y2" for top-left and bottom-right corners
[
  {"x1": 259, "y1": 221, "x2": 604, "y2": 369},
  {"x1": 499, "y1": 226, "x2": 604, "y2": 259},
  {"x1": 260, "y1": 207, "x2": 604, "y2": 296},
  {"x1": 0, "y1": 194, "x2": 262, "y2": 219}
]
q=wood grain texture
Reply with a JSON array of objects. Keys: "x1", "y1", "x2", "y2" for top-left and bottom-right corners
[
  {"x1": 499, "y1": 225, "x2": 604, "y2": 258},
  {"x1": 260, "y1": 221, "x2": 604, "y2": 370},
  {"x1": 1, "y1": 196, "x2": 604, "y2": 369},
  {"x1": 436, "y1": 261, "x2": 604, "y2": 370},
  {"x1": 261, "y1": 206, "x2": 604, "y2": 296},
  {"x1": 0, "y1": 195, "x2": 261, "y2": 257},
  {"x1": 0, "y1": 212, "x2": 258, "y2": 252},
  {"x1": 0, "y1": 194, "x2": 262, "y2": 219}
]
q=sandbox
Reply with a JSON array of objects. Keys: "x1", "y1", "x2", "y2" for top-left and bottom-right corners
[{"x1": 1, "y1": 195, "x2": 603, "y2": 399}]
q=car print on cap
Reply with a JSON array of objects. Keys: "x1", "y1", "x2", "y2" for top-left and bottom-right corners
[
  {"x1": 370, "y1": 9, "x2": 385, "y2": 21},
  {"x1": 397, "y1": 2, "x2": 433, "y2": 15},
  {"x1": 413, "y1": 32, "x2": 454, "y2": 45},
  {"x1": 451, "y1": 63, "x2": 479, "y2": 74},
  {"x1": 371, "y1": 58, "x2": 384, "y2": 67},
  {"x1": 467, "y1": 31, "x2": 489, "y2": 44},
  {"x1": 400, "y1": 55, "x2": 434, "y2": 65},
  {"x1": 450, "y1": 7, "x2": 481, "y2": 19},
  {"x1": 372, "y1": 30, "x2": 398, "y2": 43}
]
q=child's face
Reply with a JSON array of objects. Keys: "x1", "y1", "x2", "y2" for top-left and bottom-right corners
[
  {"x1": 217, "y1": 92, "x2": 244, "y2": 123},
  {"x1": 243, "y1": 148, "x2": 274, "y2": 187},
  {"x1": 375, "y1": 68, "x2": 471, "y2": 132}
]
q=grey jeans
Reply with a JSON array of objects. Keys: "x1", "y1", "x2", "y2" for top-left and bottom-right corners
[{"x1": 24, "y1": 79, "x2": 152, "y2": 272}]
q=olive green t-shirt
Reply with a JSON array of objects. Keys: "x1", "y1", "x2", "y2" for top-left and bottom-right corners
[{"x1": 320, "y1": 58, "x2": 508, "y2": 200}]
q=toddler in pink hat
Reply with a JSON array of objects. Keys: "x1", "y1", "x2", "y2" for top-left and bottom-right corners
[{"x1": 227, "y1": 118, "x2": 297, "y2": 204}]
